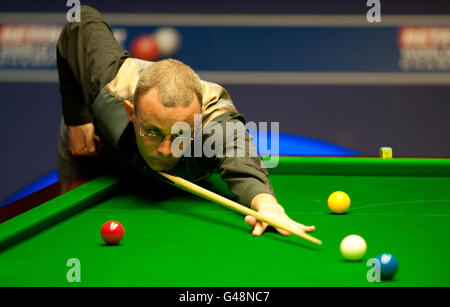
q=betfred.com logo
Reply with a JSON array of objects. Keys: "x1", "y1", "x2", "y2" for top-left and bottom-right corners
[{"x1": 398, "y1": 26, "x2": 450, "y2": 71}]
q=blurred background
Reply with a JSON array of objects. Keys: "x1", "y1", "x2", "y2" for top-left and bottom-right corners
[{"x1": 1, "y1": 0, "x2": 449, "y2": 205}]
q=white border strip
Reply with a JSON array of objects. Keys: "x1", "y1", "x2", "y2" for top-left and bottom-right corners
[
  {"x1": 0, "y1": 70, "x2": 58, "y2": 83},
  {"x1": 2, "y1": 70, "x2": 450, "y2": 85},
  {"x1": 1, "y1": 13, "x2": 450, "y2": 26},
  {"x1": 105, "y1": 14, "x2": 450, "y2": 27},
  {"x1": 198, "y1": 72, "x2": 450, "y2": 85}
]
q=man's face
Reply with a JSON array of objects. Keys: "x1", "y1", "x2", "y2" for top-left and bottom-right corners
[{"x1": 132, "y1": 87, "x2": 201, "y2": 172}]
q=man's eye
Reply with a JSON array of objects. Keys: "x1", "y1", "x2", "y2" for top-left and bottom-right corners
[{"x1": 146, "y1": 128, "x2": 161, "y2": 135}]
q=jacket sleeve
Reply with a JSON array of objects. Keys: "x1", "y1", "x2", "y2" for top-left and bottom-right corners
[
  {"x1": 56, "y1": 5, "x2": 130, "y2": 125},
  {"x1": 199, "y1": 81, "x2": 275, "y2": 207},
  {"x1": 211, "y1": 112, "x2": 275, "y2": 207},
  {"x1": 57, "y1": 48, "x2": 93, "y2": 125}
]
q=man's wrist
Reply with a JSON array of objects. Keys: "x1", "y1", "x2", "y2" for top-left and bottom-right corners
[{"x1": 250, "y1": 193, "x2": 283, "y2": 211}]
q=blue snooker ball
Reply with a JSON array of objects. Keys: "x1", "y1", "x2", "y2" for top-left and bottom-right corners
[{"x1": 376, "y1": 253, "x2": 398, "y2": 280}]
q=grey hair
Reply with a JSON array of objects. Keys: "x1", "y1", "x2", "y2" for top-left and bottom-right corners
[{"x1": 133, "y1": 59, "x2": 202, "y2": 110}]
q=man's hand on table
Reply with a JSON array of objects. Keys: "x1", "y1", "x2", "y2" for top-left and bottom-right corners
[
  {"x1": 246, "y1": 193, "x2": 315, "y2": 236},
  {"x1": 68, "y1": 123, "x2": 104, "y2": 157}
]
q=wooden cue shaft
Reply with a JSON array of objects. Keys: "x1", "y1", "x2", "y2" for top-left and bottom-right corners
[{"x1": 159, "y1": 172, "x2": 322, "y2": 245}]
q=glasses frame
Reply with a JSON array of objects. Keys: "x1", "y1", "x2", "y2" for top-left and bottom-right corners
[{"x1": 138, "y1": 126, "x2": 195, "y2": 143}]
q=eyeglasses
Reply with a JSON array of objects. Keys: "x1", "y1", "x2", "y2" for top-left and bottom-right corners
[{"x1": 138, "y1": 127, "x2": 195, "y2": 143}]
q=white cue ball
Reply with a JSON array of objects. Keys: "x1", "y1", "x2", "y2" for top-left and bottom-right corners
[
  {"x1": 154, "y1": 27, "x2": 182, "y2": 57},
  {"x1": 340, "y1": 234, "x2": 367, "y2": 261}
]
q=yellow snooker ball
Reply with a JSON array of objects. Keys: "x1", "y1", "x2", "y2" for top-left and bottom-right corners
[{"x1": 328, "y1": 191, "x2": 351, "y2": 214}]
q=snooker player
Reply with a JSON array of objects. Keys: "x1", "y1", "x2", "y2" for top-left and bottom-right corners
[{"x1": 56, "y1": 5, "x2": 315, "y2": 237}]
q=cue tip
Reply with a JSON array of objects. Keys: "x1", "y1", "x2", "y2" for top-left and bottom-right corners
[{"x1": 317, "y1": 240, "x2": 322, "y2": 246}]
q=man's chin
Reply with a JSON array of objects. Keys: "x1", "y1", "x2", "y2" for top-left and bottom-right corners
[{"x1": 147, "y1": 160, "x2": 177, "y2": 172}]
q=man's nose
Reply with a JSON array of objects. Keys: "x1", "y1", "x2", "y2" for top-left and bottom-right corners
[{"x1": 157, "y1": 139, "x2": 172, "y2": 157}]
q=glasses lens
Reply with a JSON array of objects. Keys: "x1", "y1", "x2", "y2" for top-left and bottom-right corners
[{"x1": 140, "y1": 127, "x2": 195, "y2": 143}]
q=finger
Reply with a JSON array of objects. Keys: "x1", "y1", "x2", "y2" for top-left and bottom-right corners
[
  {"x1": 84, "y1": 134, "x2": 96, "y2": 153},
  {"x1": 72, "y1": 144, "x2": 99, "y2": 157},
  {"x1": 93, "y1": 133, "x2": 101, "y2": 142},
  {"x1": 244, "y1": 215, "x2": 257, "y2": 228},
  {"x1": 252, "y1": 221, "x2": 268, "y2": 236},
  {"x1": 275, "y1": 228, "x2": 291, "y2": 236},
  {"x1": 301, "y1": 225, "x2": 315, "y2": 233},
  {"x1": 295, "y1": 221, "x2": 316, "y2": 232},
  {"x1": 71, "y1": 145, "x2": 87, "y2": 156},
  {"x1": 68, "y1": 137, "x2": 82, "y2": 156}
]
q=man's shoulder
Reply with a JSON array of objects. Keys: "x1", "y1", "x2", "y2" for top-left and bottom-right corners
[{"x1": 104, "y1": 57, "x2": 154, "y2": 101}]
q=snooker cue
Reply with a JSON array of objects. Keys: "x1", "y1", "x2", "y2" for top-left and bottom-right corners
[{"x1": 159, "y1": 172, "x2": 322, "y2": 246}]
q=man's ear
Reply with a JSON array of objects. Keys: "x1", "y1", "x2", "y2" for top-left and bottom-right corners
[{"x1": 123, "y1": 100, "x2": 135, "y2": 121}]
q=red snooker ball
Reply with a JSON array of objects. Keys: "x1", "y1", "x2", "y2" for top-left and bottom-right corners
[
  {"x1": 130, "y1": 34, "x2": 160, "y2": 61},
  {"x1": 101, "y1": 221, "x2": 125, "y2": 245}
]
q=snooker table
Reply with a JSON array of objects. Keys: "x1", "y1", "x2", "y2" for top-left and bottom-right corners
[{"x1": 0, "y1": 157, "x2": 449, "y2": 287}]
